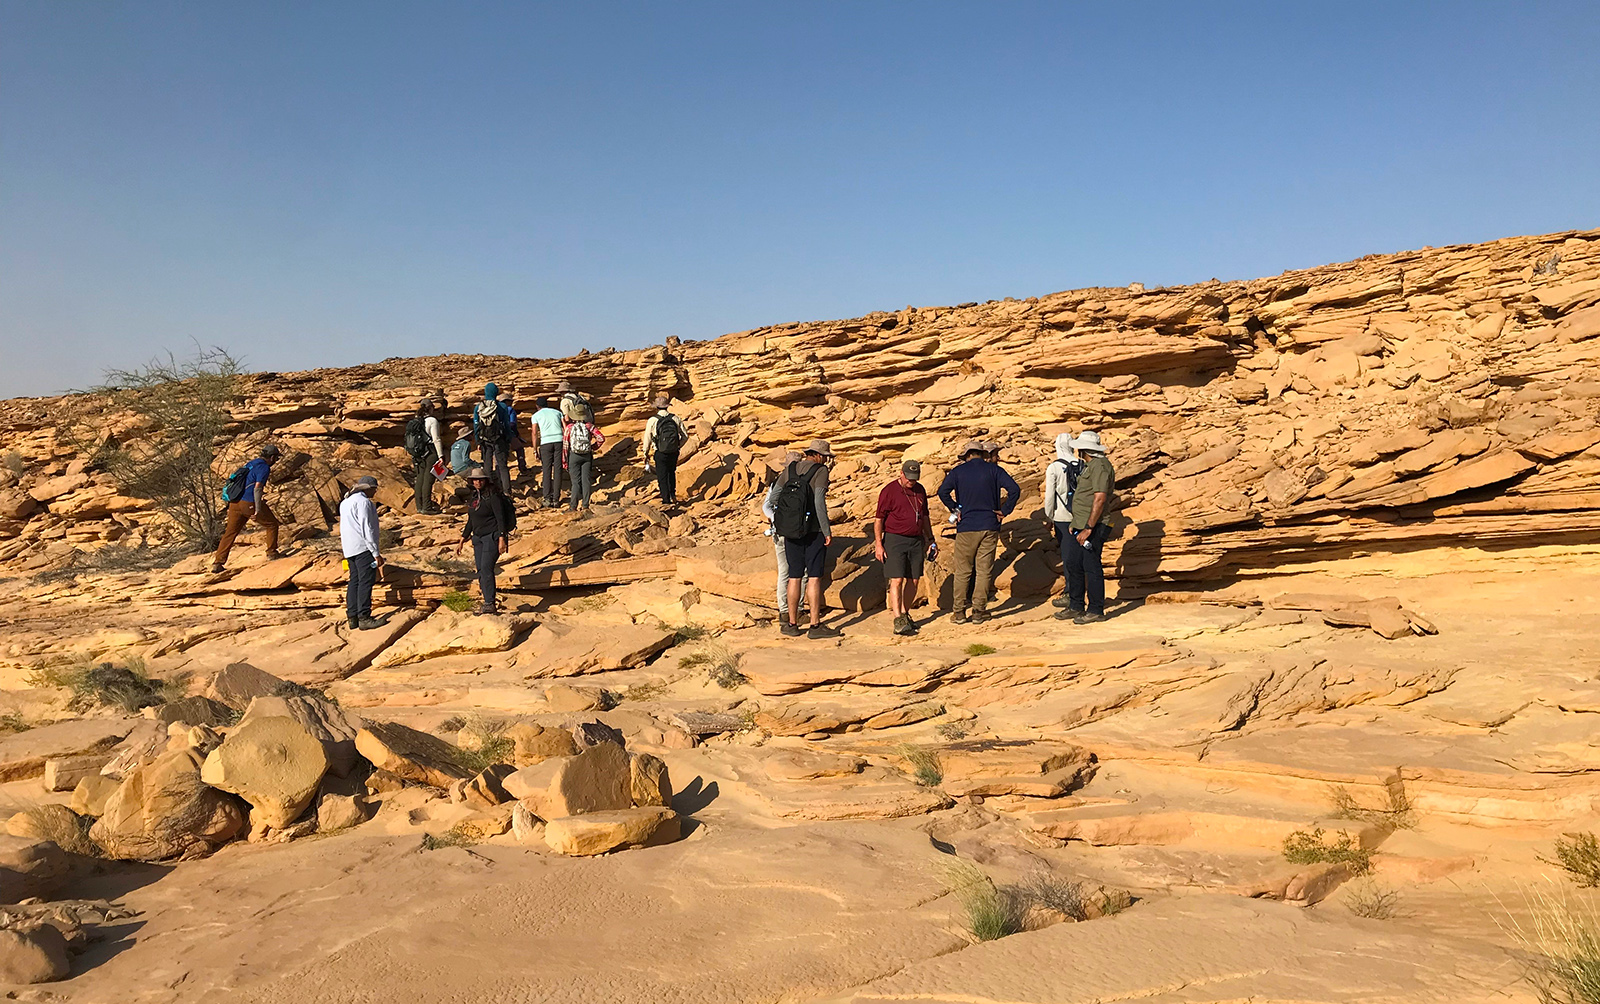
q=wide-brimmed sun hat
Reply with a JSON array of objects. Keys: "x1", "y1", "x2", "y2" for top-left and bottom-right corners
[
  {"x1": 352, "y1": 475, "x2": 379, "y2": 492},
  {"x1": 462, "y1": 466, "x2": 489, "y2": 480},
  {"x1": 1069, "y1": 431, "x2": 1108, "y2": 453},
  {"x1": 804, "y1": 439, "x2": 834, "y2": 458}
]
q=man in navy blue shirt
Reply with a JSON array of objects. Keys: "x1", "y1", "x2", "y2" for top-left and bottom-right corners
[
  {"x1": 937, "y1": 439, "x2": 1020, "y2": 624},
  {"x1": 213, "y1": 444, "x2": 282, "y2": 573}
]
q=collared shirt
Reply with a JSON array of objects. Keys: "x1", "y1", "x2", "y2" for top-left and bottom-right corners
[
  {"x1": 876, "y1": 479, "x2": 929, "y2": 538},
  {"x1": 1070, "y1": 455, "x2": 1115, "y2": 530},
  {"x1": 339, "y1": 492, "x2": 380, "y2": 559},
  {"x1": 936, "y1": 459, "x2": 1020, "y2": 532},
  {"x1": 531, "y1": 407, "x2": 564, "y2": 445}
]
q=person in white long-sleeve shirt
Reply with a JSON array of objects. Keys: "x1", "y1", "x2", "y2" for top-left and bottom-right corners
[{"x1": 339, "y1": 476, "x2": 384, "y2": 630}]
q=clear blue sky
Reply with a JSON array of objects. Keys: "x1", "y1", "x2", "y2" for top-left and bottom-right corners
[{"x1": 3, "y1": 2, "x2": 1597, "y2": 399}]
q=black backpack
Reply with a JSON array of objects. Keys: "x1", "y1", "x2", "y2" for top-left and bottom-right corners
[
  {"x1": 772, "y1": 462, "x2": 816, "y2": 539},
  {"x1": 654, "y1": 412, "x2": 684, "y2": 455},
  {"x1": 221, "y1": 465, "x2": 250, "y2": 503},
  {"x1": 404, "y1": 416, "x2": 433, "y2": 461},
  {"x1": 1052, "y1": 458, "x2": 1081, "y2": 501}
]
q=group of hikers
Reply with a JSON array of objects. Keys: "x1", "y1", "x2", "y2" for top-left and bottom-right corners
[{"x1": 209, "y1": 387, "x2": 1116, "y2": 636}]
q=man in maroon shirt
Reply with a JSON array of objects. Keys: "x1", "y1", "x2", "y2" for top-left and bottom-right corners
[{"x1": 874, "y1": 459, "x2": 937, "y2": 636}]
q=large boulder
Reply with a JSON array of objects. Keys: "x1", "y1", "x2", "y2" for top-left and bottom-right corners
[
  {"x1": 41, "y1": 753, "x2": 112, "y2": 792},
  {"x1": 238, "y1": 694, "x2": 363, "y2": 777},
  {"x1": 503, "y1": 742, "x2": 631, "y2": 819},
  {"x1": 201, "y1": 716, "x2": 329, "y2": 829},
  {"x1": 369, "y1": 610, "x2": 533, "y2": 668},
  {"x1": 0, "y1": 925, "x2": 70, "y2": 984},
  {"x1": 70, "y1": 774, "x2": 119, "y2": 817},
  {"x1": 628, "y1": 752, "x2": 672, "y2": 808},
  {"x1": 543, "y1": 806, "x2": 680, "y2": 856},
  {"x1": 207, "y1": 661, "x2": 289, "y2": 710},
  {"x1": 504, "y1": 722, "x2": 578, "y2": 767},
  {"x1": 90, "y1": 747, "x2": 246, "y2": 860},
  {"x1": 354, "y1": 722, "x2": 474, "y2": 789},
  {"x1": 0, "y1": 720, "x2": 135, "y2": 783},
  {"x1": 0, "y1": 836, "x2": 70, "y2": 904}
]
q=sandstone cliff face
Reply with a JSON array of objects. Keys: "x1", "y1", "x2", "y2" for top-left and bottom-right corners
[{"x1": 1, "y1": 227, "x2": 1597, "y2": 586}]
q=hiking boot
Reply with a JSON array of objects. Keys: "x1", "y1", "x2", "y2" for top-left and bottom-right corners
[
  {"x1": 1052, "y1": 595, "x2": 1073, "y2": 608},
  {"x1": 265, "y1": 551, "x2": 284, "y2": 561},
  {"x1": 1053, "y1": 607, "x2": 1086, "y2": 621},
  {"x1": 951, "y1": 610, "x2": 969, "y2": 624},
  {"x1": 893, "y1": 615, "x2": 917, "y2": 637},
  {"x1": 807, "y1": 624, "x2": 842, "y2": 640},
  {"x1": 347, "y1": 619, "x2": 359, "y2": 630},
  {"x1": 211, "y1": 564, "x2": 226, "y2": 574},
  {"x1": 1074, "y1": 611, "x2": 1107, "y2": 625},
  {"x1": 356, "y1": 617, "x2": 384, "y2": 631},
  {"x1": 780, "y1": 621, "x2": 803, "y2": 637},
  {"x1": 475, "y1": 604, "x2": 499, "y2": 616},
  {"x1": 969, "y1": 610, "x2": 991, "y2": 624}
]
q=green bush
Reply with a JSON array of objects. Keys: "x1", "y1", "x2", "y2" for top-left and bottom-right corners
[
  {"x1": 1546, "y1": 832, "x2": 1600, "y2": 888},
  {"x1": 947, "y1": 863, "x2": 1023, "y2": 941},
  {"x1": 441, "y1": 591, "x2": 474, "y2": 613},
  {"x1": 1283, "y1": 827, "x2": 1372, "y2": 875},
  {"x1": 1504, "y1": 885, "x2": 1600, "y2": 1004},
  {"x1": 964, "y1": 643, "x2": 996, "y2": 657}
]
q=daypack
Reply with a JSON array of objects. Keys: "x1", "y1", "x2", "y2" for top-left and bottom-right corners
[
  {"x1": 772, "y1": 462, "x2": 816, "y2": 539},
  {"x1": 653, "y1": 412, "x2": 684, "y2": 455},
  {"x1": 1052, "y1": 458, "x2": 1081, "y2": 502},
  {"x1": 563, "y1": 390, "x2": 594, "y2": 423},
  {"x1": 475, "y1": 400, "x2": 506, "y2": 444},
  {"x1": 221, "y1": 465, "x2": 250, "y2": 503},
  {"x1": 569, "y1": 422, "x2": 594, "y2": 454},
  {"x1": 404, "y1": 416, "x2": 433, "y2": 461}
]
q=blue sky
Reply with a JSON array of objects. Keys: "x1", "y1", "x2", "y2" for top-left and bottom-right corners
[{"x1": 3, "y1": 1, "x2": 1597, "y2": 398}]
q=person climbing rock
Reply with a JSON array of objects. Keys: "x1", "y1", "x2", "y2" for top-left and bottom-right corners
[
  {"x1": 406, "y1": 398, "x2": 446, "y2": 515},
  {"x1": 212, "y1": 444, "x2": 283, "y2": 573},
  {"x1": 472, "y1": 382, "x2": 516, "y2": 495},
  {"x1": 772, "y1": 440, "x2": 840, "y2": 640},
  {"x1": 455, "y1": 466, "x2": 514, "y2": 615},
  {"x1": 562, "y1": 412, "x2": 605, "y2": 512},
  {"x1": 1043, "y1": 432, "x2": 1084, "y2": 613},
  {"x1": 643, "y1": 395, "x2": 688, "y2": 505},
  {"x1": 530, "y1": 396, "x2": 565, "y2": 508}
]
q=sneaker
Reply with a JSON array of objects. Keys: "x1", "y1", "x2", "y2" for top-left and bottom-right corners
[
  {"x1": 475, "y1": 604, "x2": 499, "y2": 616},
  {"x1": 1074, "y1": 611, "x2": 1107, "y2": 625},
  {"x1": 347, "y1": 619, "x2": 359, "y2": 630},
  {"x1": 211, "y1": 564, "x2": 226, "y2": 574},
  {"x1": 780, "y1": 622, "x2": 803, "y2": 637},
  {"x1": 1052, "y1": 595, "x2": 1072, "y2": 608},
  {"x1": 893, "y1": 616, "x2": 917, "y2": 637},
  {"x1": 1053, "y1": 607, "x2": 1086, "y2": 621},
  {"x1": 970, "y1": 610, "x2": 991, "y2": 624},
  {"x1": 951, "y1": 610, "x2": 970, "y2": 624},
  {"x1": 356, "y1": 617, "x2": 384, "y2": 630},
  {"x1": 265, "y1": 551, "x2": 284, "y2": 561},
  {"x1": 807, "y1": 624, "x2": 842, "y2": 640}
]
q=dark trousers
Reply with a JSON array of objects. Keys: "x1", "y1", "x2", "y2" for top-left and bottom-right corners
[
  {"x1": 1064, "y1": 524, "x2": 1108, "y2": 615},
  {"x1": 413, "y1": 457, "x2": 437, "y2": 514},
  {"x1": 539, "y1": 442, "x2": 562, "y2": 505},
  {"x1": 346, "y1": 550, "x2": 377, "y2": 624},
  {"x1": 656, "y1": 450, "x2": 679, "y2": 503},
  {"x1": 568, "y1": 451, "x2": 594, "y2": 510},
  {"x1": 472, "y1": 534, "x2": 499, "y2": 611},
  {"x1": 511, "y1": 436, "x2": 527, "y2": 475}
]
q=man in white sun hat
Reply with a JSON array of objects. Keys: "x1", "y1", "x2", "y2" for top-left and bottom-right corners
[{"x1": 1056, "y1": 430, "x2": 1115, "y2": 624}]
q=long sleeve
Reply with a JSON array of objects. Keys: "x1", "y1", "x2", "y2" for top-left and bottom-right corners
[
  {"x1": 810, "y1": 468, "x2": 831, "y2": 537},
  {"x1": 1043, "y1": 465, "x2": 1062, "y2": 522},
  {"x1": 644, "y1": 416, "x2": 657, "y2": 458},
  {"x1": 937, "y1": 471, "x2": 959, "y2": 515},
  {"x1": 998, "y1": 468, "x2": 1021, "y2": 518},
  {"x1": 762, "y1": 480, "x2": 780, "y2": 521},
  {"x1": 426, "y1": 417, "x2": 446, "y2": 460},
  {"x1": 361, "y1": 498, "x2": 381, "y2": 557}
]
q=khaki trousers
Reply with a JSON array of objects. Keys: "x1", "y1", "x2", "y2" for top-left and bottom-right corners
[
  {"x1": 951, "y1": 529, "x2": 999, "y2": 615},
  {"x1": 214, "y1": 499, "x2": 279, "y2": 565}
]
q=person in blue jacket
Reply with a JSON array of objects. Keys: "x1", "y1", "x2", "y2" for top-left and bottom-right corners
[{"x1": 936, "y1": 439, "x2": 1019, "y2": 624}]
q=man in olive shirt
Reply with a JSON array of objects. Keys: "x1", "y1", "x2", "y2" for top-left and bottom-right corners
[{"x1": 1056, "y1": 430, "x2": 1115, "y2": 624}]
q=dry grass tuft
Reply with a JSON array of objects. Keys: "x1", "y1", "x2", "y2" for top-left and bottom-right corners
[
  {"x1": 1545, "y1": 833, "x2": 1600, "y2": 888},
  {"x1": 896, "y1": 743, "x2": 943, "y2": 787},
  {"x1": 1329, "y1": 782, "x2": 1416, "y2": 831},
  {"x1": 1343, "y1": 877, "x2": 1401, "y2": 919},
  {"x1": 1500, "y1": 881, "x2": 1600, "y2": 1004},
  {"x1": 28, "y1": 656, "x2": 185, "y2": 714}
]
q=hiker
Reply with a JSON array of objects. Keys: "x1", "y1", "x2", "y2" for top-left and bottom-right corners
[
  {"x1": 500, "y1": 392, "x2": 528, "y2": 480},
  {"x1": 643, "y1": 395, "x2": 687, "y2": 505},
  {"x1": 1056, "y1": 430, "x2": 1115, "y2": 624},
  {"x1": 557, "y1": 380, "x2": 592, "y2": 425},
  {"x1": 1043, "y1": 432, "x2": 1085, "y2": 613},
  {"x1": 874, "y1": 459, "x2": 936, "y2": 636},
  {"x1": 472, "y1": 382, "x2": 515, "y2": 495},
  {"x1": 339, "y1": 475, "x2": 384, "y2": 630},
  {"x1": 449, "y1": 423, "x2": 475, "y2": 475},
  {"x1": 562, "y1": 409, "x2": 605, "y2": 512},
  {"x1": 771, "y1": 440, "x2": 840, "y2": 639},
  {"x1": 762, "y1": 451, "x2": 803, "y2": 626},
  {"x1": 212, "y1": 444, "x2": 283, "y2": 573},
  {"x1": 406, "y1": 398, "x2": 447, "y2": 515},
  {"x1": 454, "y1": 466, "x2": 514, "y2": 615},
  {"x1": 936, "y1": 439, "x2": 1020, "y2": 624},
  {"x1": 530, "y1": 396, "x2": 565, "y2": 508}
]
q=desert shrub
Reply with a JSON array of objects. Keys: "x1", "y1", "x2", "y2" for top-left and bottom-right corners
[
  {"x1": 1329, "y1": 783, "x2": 1415, "y2": 830},
  {"x1": 436, "y1": 715, "x2": 467, "y2": 733},
  {"x1": 1546, "y1": 833, "x2": 1600, "y2": 888},
  {"x1": 1283, "y1": 827, "x2": 1372, "y2": 875},
  {"x1": 935, "y1": 720, "x2": 971, "y2": 741},
  {"x1": 29, "y1": 657, "x2": 184, "y2": 713},
  {"x1": 964, "y1": 643, "x2": 996, "y2": 657},
  {"x1": 441, "y1": 591, "x2": 474, "y2": 613},
  {"x1": 453, "y1": 713, "x2": 514, "y2": 772},
  {"x1": 58, "y1": 347, "x2": 246, "y2": 549},
  {"x1": 11, "y1": 805, "x2": 96, "y2": 856},
  {"x1": 0, "y1": 711, "x2": 29, "y2": 734},
  {"x1": 679, "y1": 641, "x2": 744, "y2": 689},
  {"x1": 420, "y1": 823, "x2": 481, "y2": 851},
  {"x1": 2, "y1": 451, "x2": 23, "y2": 476},
  {"x1": 1002, "y1": 873, "x2": 1132, "y2": 923},
  {"x1": 946, "y1": 863, "x2": 1023, "y2": 941},
  {"x1": 674, "y1": 622, "x2": 710, "y2": 644},
  {"x1": 621, "y1": 679, "x2": 668, "y2": 702},
  {"x1": 1503, "y1": 884, "x2": 1600, "y2": 1004},
  {"x1": 1344, "y1": 877, "x2": 1401, "y2": 919},
  {"x1": 897, "y1": 743, "x2": 943, "y2": 787}
]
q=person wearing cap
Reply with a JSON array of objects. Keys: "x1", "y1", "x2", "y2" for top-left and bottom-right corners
[
  {"x1": 762, "y1": 450, "x2": 804, "y2": 625},
  {"x1": 936, "y1": 438, "x2": 1020, "y2": 624},
  {"x1": 409, "y1": 398, "x2": 447, "y2": 515},
  {"x1": 530, "y1": 396, "x2": 565, "y2": 508},
  {"x1": 212, "y1": 443, "x2": 283, "y2": 573},
  {"x1": 339, "y1": 475, "x2": 385, "y2": 630},
  {"x1": 643, "y1": 395, "x2": 688, "y2": 505},
  {"x1": 775, "y1": 440, "x2": 840, "y2": 639},
  {"x1": 1043, "y1": 432, "x2": 1084, "y2": 611},
  {"x1": 1057, "y1": 431, "x2": 1115, "y2": 624},
  {"x1": 455, "y1": 466, "x2": 514, "y2": 615},
  {"x1": 875, "y1": 459, "x2": 936, "y2": 636}
]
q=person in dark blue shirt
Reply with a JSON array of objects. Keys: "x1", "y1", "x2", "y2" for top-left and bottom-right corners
[
  {"x1": 937, "y1": 439, "x2": 1020, "y2": 623},
  {"x1": 212, "y1": 444, "x2": 282, "y2": 573}
]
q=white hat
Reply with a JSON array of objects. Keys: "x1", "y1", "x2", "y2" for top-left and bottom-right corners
[{"x1": 1069, "y1": 431, "x2": 1107, "y2": 453}]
